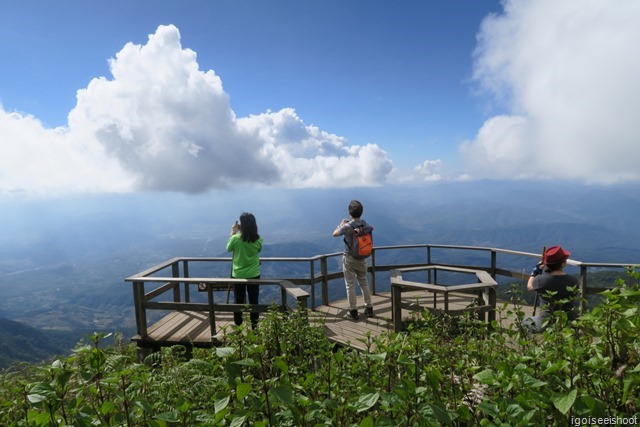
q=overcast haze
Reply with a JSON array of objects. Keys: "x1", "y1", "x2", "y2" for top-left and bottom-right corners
[{"x1": 1, "y1": 1, "x2": 640, "y2": 196}]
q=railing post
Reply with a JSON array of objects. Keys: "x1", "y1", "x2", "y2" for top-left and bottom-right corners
[
  {"x1": 579, "y1": 264, "x2": 588, "y2": 314},
  {"x1": 183, "y1": 259, "x2": 190, "y2": 303},
  {"x1": 490, "y1": 250, "x2": 497, "y2": 279},
  {"x1": 298, "y1": 294, "x2": 308, "y2": 310},
  {"x1": 489, "y1": 287, "x2": 497, "y2": 324},
  {"x1": 133, "y1": 281, "x2": 148, "y2": 339},
  {"x1": 370, "y1": 248, "x2": 376, "y2": 295},
  {"x1": 309, "y1": 259, "x2": 317, "y2": 309},
  {"x1": 427, "y1": 245, "x2": 432, "y2": 284},
  {"x1": 320, "y1": 256, "x2": 329, "y2": 308},
  {"x1": 207, "y1": 285, "x2": 217, "y2": 339},
  {"x1": 172, "y1": 262, "x2": 180, "y2": 302},
  {"x1": 390, "y1": 270, "x2": 403, "y2": 332}
]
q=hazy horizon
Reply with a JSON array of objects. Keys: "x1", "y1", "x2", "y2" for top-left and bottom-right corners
[
  {"x1": 2, "y1": 180, "x2": 639, "y2": 267},
  {"x1": 1, "y1": 179, "x2": 639, "y2": 341}
]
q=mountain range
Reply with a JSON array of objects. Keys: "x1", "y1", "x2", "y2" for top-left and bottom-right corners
[{"x1": 1, "y1": 180, "x2": 639, "y2": 367}]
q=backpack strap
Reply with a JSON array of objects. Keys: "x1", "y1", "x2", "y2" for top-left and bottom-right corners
[{"x1": 343, "y1": 220, "x2": 359, "y2": 250}]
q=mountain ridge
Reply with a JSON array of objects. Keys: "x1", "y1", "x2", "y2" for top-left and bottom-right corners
[{"x1": 1, "y1": 181, "x2": 639, "y2": 366}]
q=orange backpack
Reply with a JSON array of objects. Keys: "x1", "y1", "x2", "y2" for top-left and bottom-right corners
[{"x1": 347, "y1": 222, "x2": 374, "y2": 259}]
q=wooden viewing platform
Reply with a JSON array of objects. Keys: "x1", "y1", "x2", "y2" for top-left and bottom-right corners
[
  {"x1": 133, "y1": 290, "x2": 535, "y2": 352},
  {"x1": 125, "y1": 244, "x2": 634, "y2": 356}
]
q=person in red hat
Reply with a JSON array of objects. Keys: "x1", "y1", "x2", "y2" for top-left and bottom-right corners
[{"x1": 523, "y1": 245, "x2": 579, "y2": 333}]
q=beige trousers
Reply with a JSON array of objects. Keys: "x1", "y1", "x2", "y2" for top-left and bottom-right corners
[{"x1": 342, "y1": 254, "x2": 372, "y2": 311}]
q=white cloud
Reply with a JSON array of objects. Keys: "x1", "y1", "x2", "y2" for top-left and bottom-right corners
[
  {"x1": 414, "y1": 159, "x2": 443, "y2": 182},
  {"x1": 0, "y1": 108, "x2": 132, "y2": 196},
  {"x1": 238, "y1": 108, "x2": 392, "y2": 188},
  {"x1": 1, "y1": 25, "x2": 392, "y2": 195},
  {"x1": 462, "y1": 0, "x2": 640, "y2": 184}
]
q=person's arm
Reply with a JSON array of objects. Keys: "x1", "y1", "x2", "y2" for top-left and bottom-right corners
[
  {"x1": 226, "y1": 233, "x2": 238, "y2": 252},
  {"x1": 527, "y1": 263, "x2": 543, "y2": 291},
  {"x1": 332, "y1": 219, "x2": 349, "y2": 237},
  {"x1": 226, "y1": 222, "x2": 240, "y2": 252},
  {"x1": 527, "y1": 276, "x2": 536, "y2": 291}
]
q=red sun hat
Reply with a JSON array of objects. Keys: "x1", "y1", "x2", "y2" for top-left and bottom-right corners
[{"x1": 543, "y1": 245, "x2": 571, "y2": 264}]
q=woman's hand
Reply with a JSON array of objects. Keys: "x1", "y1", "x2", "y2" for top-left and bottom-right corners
[{"x1": 231, "y1": 222, "x2": 239, "y2": 235}]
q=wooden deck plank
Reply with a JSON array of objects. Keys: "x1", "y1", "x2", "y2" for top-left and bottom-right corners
[
  {"x1": 136, "y1": 291, "x2": 535, "y2": 352},
  {"x1": 150, "y1": 311, "x2": 206, "y2": 343}
]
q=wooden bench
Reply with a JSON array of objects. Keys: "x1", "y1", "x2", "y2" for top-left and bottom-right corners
[{"x1": 390, "y1": 265, "x2": 497, "y2": 332}]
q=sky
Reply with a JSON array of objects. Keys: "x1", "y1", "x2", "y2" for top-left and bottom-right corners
[{"x1": 1, "y1": 0, "x2": 640, "y2": 197}]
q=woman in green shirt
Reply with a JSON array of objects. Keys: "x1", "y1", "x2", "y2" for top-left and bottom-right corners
[{"x1": 226, "y1": 212, "x2": 263, "y2": 328}]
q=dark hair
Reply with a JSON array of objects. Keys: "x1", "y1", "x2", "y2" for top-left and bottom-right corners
[
  {"x1": 545, "y1": 262, "x2": 565, "y2": 273},
  {"x1": 348, "y1": 200, "x2": 363, "y2": 218},
  {"x1": 239, "y1": 212, "x2": 260, "y2": 243}
]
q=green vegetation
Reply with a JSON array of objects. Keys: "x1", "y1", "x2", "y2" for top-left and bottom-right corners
[{"x1": 0, "y1": 270, "x2": 638, "y2": 426}]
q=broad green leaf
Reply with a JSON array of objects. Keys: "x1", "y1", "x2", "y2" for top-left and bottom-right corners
[
  {"x1": 576, "y1": 395, "x2": 607, "y2": 418},
  {"x1": 477, "y1": 401, "x2": 500, "y2": 418},
  {"x1": 233, "y1": 358, "x2": 257, "y2": 367},
  {"x1": 230, "y1": 415, "x2": 247, "y2": 427},
  {"x1": 236, "y1": 382, "x2": 252, "y2": 400},
  {"x1": 542, "y1": 361, "x2": 567, "y2": 376},
  {"x1": 155, "y1": 411, "x2": 179, "y2": 422},
  {"x1": 397, "y1": 355, "x2": 415, "y2": 365},
  {"x1": 375, "y1": 416, "x2": 399, "y2": 427},
  {"x1": 135, "y1": 399, "x2": 153, "y2": 414},
  {"x1": 473, "y1": 369, "x2": 497, "y2": 385},
  {"x1": 27, "y1": 393, "x2": 47, "y2": 404},
  {"x1": 359, "y1": 415, "x2": 375, "y2": 427},
  {"x1": 273, "y1": 358, "x2": 288, "y2": 374},
  {"x1": 429, "y1": 402, "x2": 453, "y2": 425},
  {"x1": 27, "y1": 383, "x2": 55, "y2": 402},
  {"x1": 521, "y1": 373, "x2": 547, "y2": 388},
  {"x1": 216, "y1": 347, "x2": 236, "y2": 358},
  {"x1": 552, "y1": 389, "x2": 577, "y2": 415},
  {"x1": 324, "y1": 398, "x2": 339, "y2": 410},
  {"x1": 355, "y1": 392, "x2": 379, "y2": 413},
  {"x1": 367, "y1": 352, "x2": 387, "y2": 362},
  {"x1": 175, "y1": 398, "x2": 189, "y2": 412},
  {"x1": 215, "y1": 395, "x2": 230, "y2": 414},
  {"x1": 271, "y1": 385, "x2": 295, "y2": 408},
  {"x1": 505, "y1": 403, "x2": 524, "y2": 418},
  {"x1": 100, "y1": 401, "x2": 116, "y2": 415}
]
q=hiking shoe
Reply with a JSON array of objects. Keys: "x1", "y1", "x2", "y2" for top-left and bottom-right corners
[
  {"x1": 346, "y1": 309, "x2": 359, "y2": 320},
  {"x1": 365, "y1": 306, "x2": 374, "y2": 318}
]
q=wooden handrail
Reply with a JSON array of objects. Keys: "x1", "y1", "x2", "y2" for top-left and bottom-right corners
[
  {"x1": 125, "y1": 276, "x2": 309, "y2": 340},
  {"x1": 390, "y1": 264, "x2": 498, "y2": 332},
  {"x1": 125, "y1": 244, "x2": 638, "y2": 341}
]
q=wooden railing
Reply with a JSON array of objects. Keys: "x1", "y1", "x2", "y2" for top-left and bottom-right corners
[
  {"x1": 125, "y1": 244, "x2": 637, "y2": 340},
  {"x1": 126, "y1": 275, "x2": 309, "y2": 341},
  {"x1": 390, "y1": 265, "x2": 498, "y2": 332}
]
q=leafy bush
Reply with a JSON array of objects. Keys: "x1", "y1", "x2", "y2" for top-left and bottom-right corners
[{"x1": 0, "y1": 270, "x2": 638, "y2": 426}]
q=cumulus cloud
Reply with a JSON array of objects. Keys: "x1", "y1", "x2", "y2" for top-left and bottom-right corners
[
  {"x1": 461, "y1": 0, "x2": 640, "y2": 184},
  {"x1": 0, "y1": 108, "x2": 132, "y2": 196},
  {"x1": 1, "y1": 25, "x2": 392, "y2": 195},
  {"x1": 414, "y1": 159, "x2": 443, "y2": 182},
  {"x1": 238, "y1": 108, "x2": 392, "y2": 188}
]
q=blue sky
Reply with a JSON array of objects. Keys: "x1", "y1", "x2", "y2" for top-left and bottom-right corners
[{"x1": 1, "y1": 0, "x2": 639, "y2": 196}]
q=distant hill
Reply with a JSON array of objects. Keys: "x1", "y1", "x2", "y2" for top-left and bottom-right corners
[
  {"x1": 0, "y1": 318, "x2": 77, "y2": 369},
  {"x1": 0, "y1": 180, "x2": 638, "y2": 365}
]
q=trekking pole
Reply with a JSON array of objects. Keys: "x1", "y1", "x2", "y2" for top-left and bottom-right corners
[
  {"x1": 226, "y1": 257, "x2": 233, "y2": 304},
  {"x1": 532, "y1": 246, "x2": 546, "y2": 316}
]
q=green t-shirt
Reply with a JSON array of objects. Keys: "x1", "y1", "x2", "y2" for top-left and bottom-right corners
[{"x1": 226, "y1": 233, "x2": 263, "y2": 278}]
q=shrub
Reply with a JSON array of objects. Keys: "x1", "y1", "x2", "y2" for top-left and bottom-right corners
[{"x1": 0, "y1": 271, "x2": 638, "y2": 426}]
